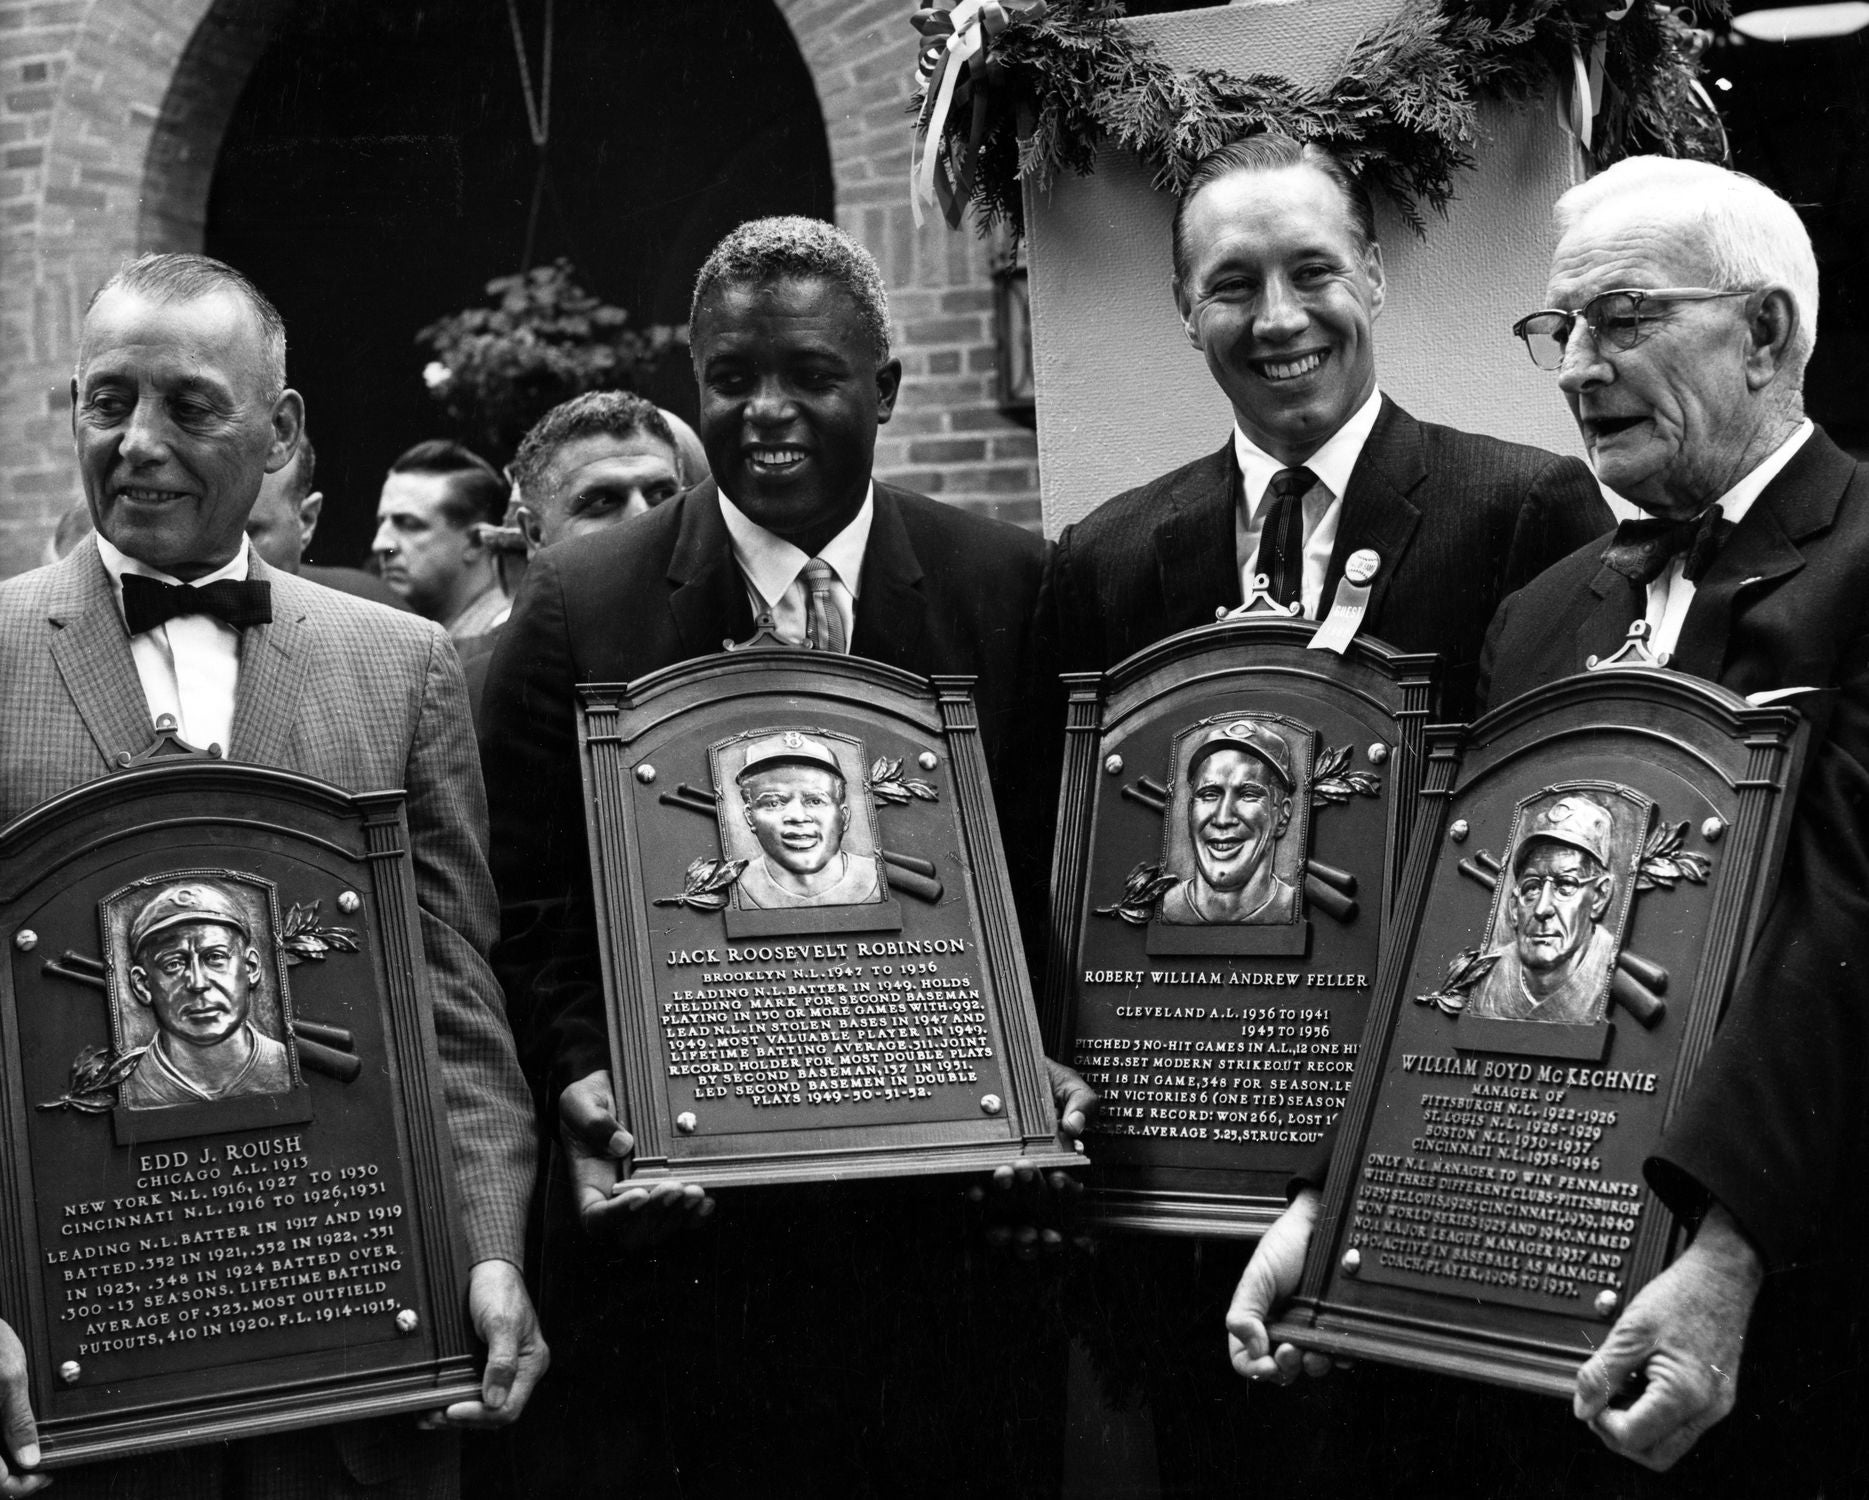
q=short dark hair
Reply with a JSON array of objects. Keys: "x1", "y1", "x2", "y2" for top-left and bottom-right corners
[
  {"x1": 509, "y1": 392, "x2": 677, "y2": 505},
  {"x1": 1171, "y1": 134, "x2": 1378, "y2": 290},
  {"x1": 84, "y1": 252, "x2": 289, "y2": 398},
  {"x1": 691, "y1": 216, "x2": 891, "y2": 364},
  {"x1": 387, "y1": 439, "x2": 507, "y2": 529}
]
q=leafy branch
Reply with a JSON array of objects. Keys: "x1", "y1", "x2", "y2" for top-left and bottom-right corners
[
  {"x1": 867, "y1": 757, "x2": 940, "y2": 805},
  {"x1": 654, "y1": 857, "x2": 749, "y2": 913},
  {"x1": 1637, "y1": 820, "x2": 1712, "y2": 890},
  {"x1": 1415, "y1": 946, "x2": 1499, "y2": 1015},
  {"x1": 1309, "y1": 745, "x2": 1382, "y2": 806},
  {"x1": 1096, "y1": 860, "x2": 1177, "y2": 926},
  {"x1": 37, "y1": 1043, "x2": 145, "y2": 1114},
  {"x1": 280, "y1": 901, "x2": 360, "y2": 966}
]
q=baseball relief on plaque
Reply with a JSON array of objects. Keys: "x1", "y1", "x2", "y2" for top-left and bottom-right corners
[
  {"x1": 1276, "y1": 665, "x2": 1807, "y2": 1394},
  {"x1": 1044, "y1": 616, "x2": 1437, "y2": 1235},
  {"x1": 0, "y1": 758, "x2": 477, "y2": 1465},
  {"x1": 579, "y1": 652, "x2": 1074, "y2": 1188}
]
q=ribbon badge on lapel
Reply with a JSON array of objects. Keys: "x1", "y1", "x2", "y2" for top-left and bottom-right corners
[
  {"x1": 908, "y1": 0, "x2": 1048, "y2": 228},
  {"x1": 1557, "y1": 0, "x2": 1635, "y2": 156}
]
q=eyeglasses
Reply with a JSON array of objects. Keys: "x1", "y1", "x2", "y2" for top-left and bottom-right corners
[
  {"x1": 1511, "y1": 288, "x2": 1756, "y2": 371},
  {"x1": 1514, "y1": 872, "x2": 1594, "y2": 903}
]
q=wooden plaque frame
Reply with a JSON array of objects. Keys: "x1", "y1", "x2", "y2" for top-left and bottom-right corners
[
  {"x1": 1043, "y1": 614, "x2": 1437, "y2": 1236},
  {"x1": 1274, "y1": 667, "x2": 1807, "y2": 1394},
  {"x1": 579, "y1": 650, "x2": 1076, "y2": 1188},
  {"x1": 0, "y1": 758, "x2": 476, "y2": 1467}
]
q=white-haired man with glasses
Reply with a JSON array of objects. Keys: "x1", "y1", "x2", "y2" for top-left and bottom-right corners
[{"x1": 1230, "y1": 156, "x2": 1869, "y2": 1494}]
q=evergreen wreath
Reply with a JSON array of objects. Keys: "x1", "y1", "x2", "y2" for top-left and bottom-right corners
[{"x1": 909, "y1": 0, "x2": 1726, "y2": 240}]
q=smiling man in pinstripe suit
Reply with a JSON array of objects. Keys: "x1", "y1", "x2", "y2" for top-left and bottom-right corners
[{"x1": 0, "y1": 253, "x2": 544, "y2": 1500}]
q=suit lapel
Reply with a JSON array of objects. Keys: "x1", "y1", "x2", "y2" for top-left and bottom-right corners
[
  {"x1": 850, "y1": 485, "x2": 928, "y2": 668},
  {"x1": 666, "y1": 483, "x2": 756, "y2": 654},
  {"x1": 229, "y1": 557, "x2": 313, "y2": 767},
  {"x1": 1669, "y1": 430, "x2": 1849, "y2": 680},
  {"x1": 46, "y1": 543, "x2": 159, "y2": 768},
  {"x1": 1154, "y1": 441, "x2": 1241, "y2": 626},
  {"x1": 1324, "y1": 398, "x2": 1423, "y2": 621}
]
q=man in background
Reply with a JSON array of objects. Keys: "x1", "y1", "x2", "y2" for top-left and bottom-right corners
[
  {"x1": 374, "y1": 440, "x2": 509, "y2": 638},
  {"x1": 507, "y1": 391, "x2": 685, "y2": 553},
  {"x1": 244, "y1": 428, "x2": 403, "y2": 607}
]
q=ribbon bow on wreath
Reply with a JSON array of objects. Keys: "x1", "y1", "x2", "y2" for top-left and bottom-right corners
[{"x1": 910, "y1": 0, "x2": 1049, "y2": 228}]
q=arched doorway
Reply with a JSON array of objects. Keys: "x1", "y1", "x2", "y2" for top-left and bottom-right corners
[{"x1": 204, "y1": 0, "x2": 834, "y2": 566}]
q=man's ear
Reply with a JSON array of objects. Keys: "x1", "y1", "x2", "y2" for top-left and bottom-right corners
[
  {"x1": 128, "y1": 965, "x2": 152, "y2": 1007},
  {"x1": 1744, "y1": 287, "x2": 1798, "y2": 391},
  {"x1": 1363, "y1": 240, "x2": 1387, "y2": 320},
  {"x1": 1275, "y1": 796, "x2": 1294, "y2": 837},
  {"x1": 1173, "y1": 280, "x2": 1202, "y2": 351},
  {"x1": 264, "y1": 390, "x2": 306, "y2": 475},
  {"x1": 514, "y1": 503, "x2": 544, "y2": 557},
  {"x1": 296, "y1": 490, "x2": 325, "y2": 553},
  {"x1": 875, "y1": 357, "x2": 904, "y2": 425},
  {"x1": 1590, "y1": 876, "x2": 1614, "y2": 922},
  {"x1": 243, "y1": 946, "x2": 263, "y2": 989}
]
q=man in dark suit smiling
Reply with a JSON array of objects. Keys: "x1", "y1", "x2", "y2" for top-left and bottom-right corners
[{"x1": 479, "y1": 217, "x2": 1085, "y2": 1497}]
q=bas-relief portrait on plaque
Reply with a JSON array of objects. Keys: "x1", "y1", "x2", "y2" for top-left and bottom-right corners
[
  {"x1": 715, "y1": 730, "x2": 886, "y2": 913},
  {"x1": 106, "y1": 877, "x2": 299, "y2": 1110}
]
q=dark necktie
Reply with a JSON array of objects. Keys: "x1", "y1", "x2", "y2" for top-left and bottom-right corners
[
  {"x1": 1599, "y1": 504, "x2": 1734, "y2": 588},
  {"x1": 121, "y1": 572, "x2": 272, "y2": 635},
  {"x1": 1254, "y1": 467, "x2": 1316, "y2": 609}
]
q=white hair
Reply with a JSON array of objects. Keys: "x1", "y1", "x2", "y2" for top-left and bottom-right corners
[{"x1": 1554, "y1": 157, "x2": 1818, "y2": 388}]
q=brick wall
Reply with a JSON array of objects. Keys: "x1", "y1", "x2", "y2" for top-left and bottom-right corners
[{"x1": 0, "y1": 0, "x2": 1038, "y2": 579}]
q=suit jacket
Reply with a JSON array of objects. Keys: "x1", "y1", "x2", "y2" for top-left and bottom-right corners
[
  {"x1": 1047, "y1": 396, "x2": 1612, "y2": 717},
  {"x1": 477, "y1": 478, "x2": 1053, "y2": 1094},
  {"x1": 300, "y1": 561, "x2": 406, "y2": 610},
  {"x1": 0, "y1": 541, "x2": 536, "y2": 1269},
  {"x1": 1482, "y1": 425, "x2": 1869, "y2": 1274}
]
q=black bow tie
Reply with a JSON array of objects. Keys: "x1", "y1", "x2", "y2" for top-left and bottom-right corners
[
  {"x1": 1600, "y1": 505, "x2": 1735, "y2": 588},
  {"x1": 121, "y1": 572, "x2": 272, "y2": 635}
]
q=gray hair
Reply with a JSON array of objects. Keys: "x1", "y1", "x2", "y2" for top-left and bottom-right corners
[
  {"x1": 1554, "y1": 158, "x2": 1818, "y2": 387},
  {"x1": 691, "y1": 217, "x2": 891, "y2": 364},
  {"x1": 510, "y1": 391, "x2": 676, "y2": 504},
  {"x1": 83, "y1": 252, "x2": 288, "y2": 399}
]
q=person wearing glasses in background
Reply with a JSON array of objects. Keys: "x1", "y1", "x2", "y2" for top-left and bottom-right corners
[{"x1": 1234, "y1": 156, "x2": 1869, "y2": 1498}]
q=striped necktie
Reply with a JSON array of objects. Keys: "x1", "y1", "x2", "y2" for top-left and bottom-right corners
[{"x1": 801, "y1": 557, "x2": 846, "y2": 653}]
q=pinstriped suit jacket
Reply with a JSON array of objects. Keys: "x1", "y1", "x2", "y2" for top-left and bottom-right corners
[{"x1": 0, "y1": 539, "x2": 535, "y2": 1269}]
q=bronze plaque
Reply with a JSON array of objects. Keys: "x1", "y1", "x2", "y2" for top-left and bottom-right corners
[
  {"x1": 0, "y1": 756, "x2": 476, "y2": 1465},
  {"x1": 1273, "y1": 664, "x2": 1807, "y2": 1394},
  {"x1": 1042, "y1": 614, "x2": 1437, "y2": 1234},
  {"x1": 579, "y1": 652, "x2": 1077, "y2": 1186}
]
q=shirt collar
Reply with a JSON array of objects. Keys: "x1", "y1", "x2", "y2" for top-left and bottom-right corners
[
  {"x1": 1702, "y1": 419, "x2": 1815, "y2": 530},
  {"x1": 717, "y1": 483, "x2": 874, "y2": 608},
  {"x1": 1233, "y1": 385, "x2": 1383, "y2": 516},
  {"x1": 95, "y1": 532, "x2": 253, "y2": 628}
]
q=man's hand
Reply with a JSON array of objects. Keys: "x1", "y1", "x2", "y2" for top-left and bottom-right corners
[
  {"x1": 560, "y1": 1069, "x2": 713, "y2": 1247},
  {"x1": 1574, "y1": 1203, "x2": 1762, "y2": 1472},
  {"x1": 0, "y1": 1319, "x2": 49, "y2": 1496},
  {"x1": 976, "y1": 1059, "x2": 1099, "y2": 1258},
  {"x1": 432, "y1": 1260, "x2": 549, "y2": 1428},
  {"x1": 1227, "y1": 1187, "x2": 1334, "y2": 1383}
]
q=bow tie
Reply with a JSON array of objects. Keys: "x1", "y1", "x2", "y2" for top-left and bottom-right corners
[
  {"x1": 121, "y1": 572, "x2": 273, "y2": 635},
  {"x1": 1599, "y1": 505, "x2": 1735, "y2": 588}
]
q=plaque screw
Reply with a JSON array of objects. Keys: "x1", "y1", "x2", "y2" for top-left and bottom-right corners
[
  {"x1": 58, "y1": 1360, "x2": 79, "y2": 1384},
  {"x1": 1448, "y1": 820, "x2": 1470, "y2": 843},
  {"x1": 636, "y1": 764, "x2": 657, "y2": 785},
  {"x1": 13, "y1": 930, "x2": 34, "y2": 952},
  {"x1": 918, "y1": 751, "x2": 938, "y2": 771},
  {"x1": 395, "y1": 1309, "x2": 419, "y2": 1335},
  {"x1": 1104, "y1": 755, "x2": 1124, "y2": 776},
  {"x1": 1594, "y1": 1288, "x2": 1620, "y2": 1319},
  {"x1": 1340, "y1": 1248, "x2": 1362, "y2": 1276},
  {"x1": 337, "y1": 891, "x2": 361, "y2": 914},
  {"x1": 675, "y1": 1112, "x2": 698, "y2": 1134},
  {"x1": 1701, "y1": 817, "x2": 1725, "y2": 842},
  {"x1": 1367, "y1": 743, "x2": 1390, "y2": 765},
  {"x1": 980, "y1": 1094, "x2": 1003, "y2": 1116}
]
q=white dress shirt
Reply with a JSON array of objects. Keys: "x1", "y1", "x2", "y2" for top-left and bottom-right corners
[
  {"x1": 1643, "y1": 420, "x2": 1813, "y2": 657},
  {"x1": 1234, "y1": 386, "x2": 1383, "y2": 619},
  {"x1": 95, "y1": 532, "x2": 250, "y2": 753},
  {"x1": 719, "y1": 484, "x2": 873, "y2": 649}
]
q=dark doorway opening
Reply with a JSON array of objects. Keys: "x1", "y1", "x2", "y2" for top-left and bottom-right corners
[{"x1": 206, "y1": 0, "x2": 833, "y2": 567}]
